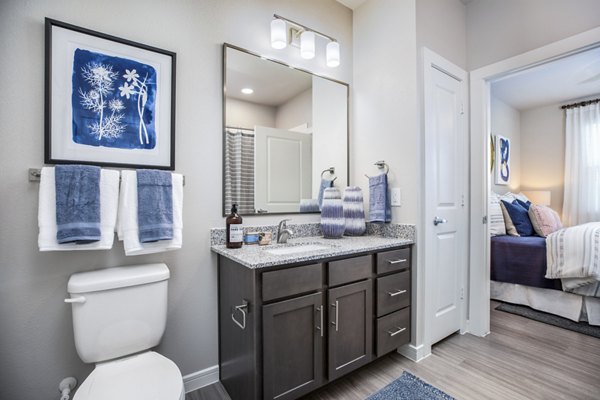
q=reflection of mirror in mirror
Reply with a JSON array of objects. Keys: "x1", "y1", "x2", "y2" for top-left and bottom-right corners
[{"x1": 223, "y1": 44, "x2": 349, "y2": 216}]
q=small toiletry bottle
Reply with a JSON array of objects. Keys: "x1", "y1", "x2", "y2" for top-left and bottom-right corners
[{"x1": 226, "y1": 204, "x2": 243, "y2": 249}]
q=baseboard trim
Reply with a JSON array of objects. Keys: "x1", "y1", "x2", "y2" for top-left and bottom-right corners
[
  {"x1": 183, "y1": 364, "x2": 219, "y2": 393},
  {"x1": 397, "y1": 343, "x2": 431, "y2": 362}
]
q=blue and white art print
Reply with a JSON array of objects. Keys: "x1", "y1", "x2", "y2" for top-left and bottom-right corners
[
  {"x1": 495, "y1": 135, "x2": 510, "y2": 185},
  {"x1": 46, "y1": 19, "x2": 176, "y2": 169},
  {"x1": 72, "y1": 49, "x2": 157, "y2": 150}
]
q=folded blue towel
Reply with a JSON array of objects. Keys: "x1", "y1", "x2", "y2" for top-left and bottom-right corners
[
  {"x1": 137, "y1": 170, "x2": 173, "y2": 243},
  {"x1": 318, "y1": 178, "x2": 334, "y2": 211},
  {"x1": 55, "y1": 165, "x2": 101, "y2": 244},
  {"x1": 368, "y1": 174, "x2": 391, "y2": 223}
]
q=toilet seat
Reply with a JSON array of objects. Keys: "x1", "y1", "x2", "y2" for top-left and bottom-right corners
[{"x1": 73, "y1": 351, "x2": 184, "y2": 400}]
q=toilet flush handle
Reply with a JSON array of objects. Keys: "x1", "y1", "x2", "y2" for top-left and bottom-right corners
[{"x1": 64, "y1": 296, "x2": 86, "y2": 304}]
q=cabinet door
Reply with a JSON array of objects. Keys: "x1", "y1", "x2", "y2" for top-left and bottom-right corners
[
  {"x1": 328, "y1": 279, "x2": 373, "y2": 380},
  {"x1": 263, "y1": 292, "x2": 325, "y2": 400}
]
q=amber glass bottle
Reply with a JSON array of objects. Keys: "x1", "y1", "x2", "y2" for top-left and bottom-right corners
[{"x1": 226, "y1": 204, "x2": 243, "y2": 248}]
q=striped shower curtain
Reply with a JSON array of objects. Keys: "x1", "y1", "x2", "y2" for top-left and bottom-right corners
[{"x1": 224, "y1": 130, "x2": 255, "y2": 214}]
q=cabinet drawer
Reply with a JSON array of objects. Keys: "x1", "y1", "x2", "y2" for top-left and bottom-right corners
[
  {"x1": 376, "y1": 248, "x2": 410, "y2": 274},
  {"x1": 376, "y1": 307, "x2": 410, "y2": 357},
  {"x1": 328, "y1": 255, "x2": 372, "y2": 287},
  {"x1": 376, "y1": 270, "x2": 410, "y2": 317},
  {"x1": 262, "y1": 263, "x2": 323, "y2": 302}
]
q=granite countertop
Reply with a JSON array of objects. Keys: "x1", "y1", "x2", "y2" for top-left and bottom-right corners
[{"x1": 211, "y1": 235, "x2": 413, "y2": 269}]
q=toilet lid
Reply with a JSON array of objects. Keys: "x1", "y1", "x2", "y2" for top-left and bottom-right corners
[{"x1": 74, "y1": 352, "x2": 184, "y2": 400}]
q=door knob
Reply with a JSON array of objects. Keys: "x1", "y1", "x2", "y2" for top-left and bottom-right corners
[{"x1": 433, "y1": 216, "x2": 447, "y2": 226}]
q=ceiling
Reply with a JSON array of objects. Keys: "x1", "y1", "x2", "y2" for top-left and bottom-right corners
[
  {"x1": 226, "y1": 48, "x2": 312, "y2": 107},
  {"x1": 335, "y1": 0, "x2": 367, "y2": 10},
  {"x1": 491, "y1": 46, "x2": 600, "y2": 110}
]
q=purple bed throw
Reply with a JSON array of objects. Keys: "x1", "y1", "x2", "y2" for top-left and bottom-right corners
[{"x1": 491, "y1": 235, "x2": 561, "y2": 290}]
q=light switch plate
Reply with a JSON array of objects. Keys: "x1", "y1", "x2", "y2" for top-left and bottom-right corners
[{"x1": 391, "y1": 187, "x2": 402, "y2": 207}]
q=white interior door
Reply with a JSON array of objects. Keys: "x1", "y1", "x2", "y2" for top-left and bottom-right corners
[
  {"x1": 255, "y1": 126, "x2": 312, "y2": 213},
  {"x1": 423, "y1": 49, "x2": 468, "y2": 345}
]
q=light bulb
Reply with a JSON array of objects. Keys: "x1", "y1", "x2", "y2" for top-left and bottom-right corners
[
  {"x1": 300, "y1": 31, "x2": 315, "y2": 59},
  {"x1": 271, "y1": 19, "x2": 287, "y2": 49},
  {"x1": 326, "y1": 41, "x2": 340, "y2": 67}
]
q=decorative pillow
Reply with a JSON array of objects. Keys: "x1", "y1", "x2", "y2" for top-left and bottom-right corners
[
  {"x1": 515, "y1": 198, "x2": 531, "y2": 210},
  {"x1": 500, "y1": 192, "x2": 518, "y2": 203},
  {"x1": 489, "y1": 192, "x2": 506, "y2": 236},
  {"x1": 501, "y1": 200, "x2": 534, "y2": 236},
  {"x1": 499, "y1": 201, "x2": 519, "y2": 236},
  {"x1": 528, "y1": 204, "x2": 563, "y2": 237},
  {"x1": 515, "y1": 192, "x2": 530, "y2": 203}
]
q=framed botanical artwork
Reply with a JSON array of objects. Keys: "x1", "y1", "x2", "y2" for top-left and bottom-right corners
[
  {"x1": 45, "y1": 18, "x2": 176, "y2": 170},
  {"x1": 494, "y1": 135, "x2": 510, "y2": 185}
]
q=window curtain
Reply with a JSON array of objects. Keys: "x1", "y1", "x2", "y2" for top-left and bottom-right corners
[
  {"x1": 224, "y1": 130, "x2": 255, "y2": 215},
  {"x1": 563, "y1": 102, "x2": 600, "y2": 226}
]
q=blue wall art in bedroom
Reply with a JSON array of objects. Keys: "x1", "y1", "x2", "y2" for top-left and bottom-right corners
[
  {"x1": 495, "y1": 134, "x2": 510, "y2": 185},
  {"x1": 71, "y1": 48, "x2": 157, "y2": 150}
]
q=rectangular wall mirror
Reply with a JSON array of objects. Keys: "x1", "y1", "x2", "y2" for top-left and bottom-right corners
[{"x1": 223, "y1": 44, "x2": 349, "y2": 216}]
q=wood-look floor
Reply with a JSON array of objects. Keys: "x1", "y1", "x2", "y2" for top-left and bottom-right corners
[{"x1": 187, "y1": 301, "x2": 600, "y2": 400}]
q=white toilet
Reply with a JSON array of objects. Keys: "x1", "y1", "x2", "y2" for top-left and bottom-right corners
[{"x1": 65, "y1": 263, "x2": 184, "y2": 400}]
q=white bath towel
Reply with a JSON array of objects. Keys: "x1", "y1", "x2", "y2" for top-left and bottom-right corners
[
  {"x1": 38, "y1": 167, "x2": 120, "y2": 251},
  {"x1": 117, "y1": 170, "x2": 183, "y2": 256}
]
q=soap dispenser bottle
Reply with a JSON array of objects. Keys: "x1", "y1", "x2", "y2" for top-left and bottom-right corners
[{"x1": 226, "y1": 204, "x2": 243, "y2": 249}]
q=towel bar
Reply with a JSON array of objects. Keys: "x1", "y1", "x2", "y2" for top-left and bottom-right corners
[
  {"x1": 28, "y1": 168, "x2": 186, "y2": 186},
  {"x1": 364, "y1": 160, "x2": 389, "y2": 179}
]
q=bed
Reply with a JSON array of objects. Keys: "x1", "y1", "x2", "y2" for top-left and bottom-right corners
[{"x1": 490, "y1": 233, "x2": 600, "y2": 326}]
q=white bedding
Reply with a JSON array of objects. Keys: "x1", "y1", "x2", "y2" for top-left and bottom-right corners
[{"x1": 546, "y1": 222, "x2": 600, "y2": 297}]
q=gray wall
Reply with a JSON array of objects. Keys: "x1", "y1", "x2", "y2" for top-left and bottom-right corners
[
  {"x1": 490, "y1": 96, "x2": 521, "y2": 195},
  {"x1": 466, "y1": 0, "x2": 600, "y2": 70},
  {"x1": 520, "y1": 103, "x2": 565, "y2": 214},
  {"x1": 0, "y1": 1, "x2": 351, "y2": 399}
]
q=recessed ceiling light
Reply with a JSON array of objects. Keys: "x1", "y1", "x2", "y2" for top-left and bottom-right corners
[{"x1": 241, "y1": 88, "x2": 254, "y2": 94}]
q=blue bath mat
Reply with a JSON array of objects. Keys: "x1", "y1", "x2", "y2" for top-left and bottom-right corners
[{"x1": 366, "y1": 371, "x2": 455, "y2": 400}]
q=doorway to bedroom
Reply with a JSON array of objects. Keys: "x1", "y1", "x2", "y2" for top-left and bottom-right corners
[
  {"x1": 469, "y1": 27, "x2": 600, "y2": 336},
  {"x1": 487, "y1": 45, "x2": 600, "y2": 325}
]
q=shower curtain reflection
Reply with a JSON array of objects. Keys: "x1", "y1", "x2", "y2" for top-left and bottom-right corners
[{"x1": 224, "y1": 129, "x2": 255, "y2": 215}]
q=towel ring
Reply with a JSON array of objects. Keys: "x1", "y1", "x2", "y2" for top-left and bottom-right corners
[
  {"x1": 364, "y1": 161, "x2": 389, "y2": 179},
  {"x1": 321, "y1": 167, "x2": 336, "y2": 179}
]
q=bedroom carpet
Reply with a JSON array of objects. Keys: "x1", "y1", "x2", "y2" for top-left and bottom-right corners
[
  {"x1": 365, "y1": 372, "x2": 454, "y2": 400},
  {"x1": 495, "y1": 302, "x2": 600, "y2": 338}
]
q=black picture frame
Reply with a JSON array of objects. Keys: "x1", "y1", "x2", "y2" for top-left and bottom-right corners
[{"x1": 45, "y1": 18, "x2": 176, "y2": 170}]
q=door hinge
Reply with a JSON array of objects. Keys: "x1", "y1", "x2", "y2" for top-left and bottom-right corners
[
  {"x1": 460, "y1": 103, "x2": 465, "y2": 115},
  {"x1": 460, "y1": 287, "x2": 464, "y2": 300},
  {"x1": 461, "y1": 194, "x2": 465, "y2": 207},
  {"x1": 482, "y1": 216, "x2": 487, "y2": 224}
]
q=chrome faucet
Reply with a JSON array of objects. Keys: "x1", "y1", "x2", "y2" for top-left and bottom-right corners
[{"x1": 277, "y1": 219, "x2": 293, "y2": 244}]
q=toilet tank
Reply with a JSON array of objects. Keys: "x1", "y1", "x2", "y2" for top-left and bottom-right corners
[{"x1": 67, "y1": 263, "x2": 170, "y2": 364}]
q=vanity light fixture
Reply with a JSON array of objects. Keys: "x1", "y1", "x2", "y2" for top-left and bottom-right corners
[
  {"x1": 270, "y1": 18, "x2": 287, "y2": 49},
  {"x1": 270, "y1": 14, "x2": 340, "y2": 68},
  {"x1": 241, "y1": 88, "x2": 254, "y2": 94}
]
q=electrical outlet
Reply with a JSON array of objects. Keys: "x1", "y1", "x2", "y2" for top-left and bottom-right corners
[{"x1": 391, "y1": 187, "x2": 402, "y2": 207}]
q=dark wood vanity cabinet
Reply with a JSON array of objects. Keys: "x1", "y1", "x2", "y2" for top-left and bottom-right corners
[{"x1": 217, "y1": 246, "x2": 411, "y2": 400}]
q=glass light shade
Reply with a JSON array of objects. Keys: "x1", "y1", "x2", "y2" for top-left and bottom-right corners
[
  {"x1": 271, "y1": 19, "x2": 287, "y2": 49},
  {"x1": 326, "y1": 41, "x2": 340, "y2": 67},
  {"x1": 300, "y1": 31, "x2": 315, "y2": 59}
]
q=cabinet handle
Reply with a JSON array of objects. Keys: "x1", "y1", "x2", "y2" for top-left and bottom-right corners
[
  {"x1": 387, "y1": 326, "x2": 406, "y2": 337},
  {"x1": 388, "y1": 259, "x2": 407, "y2": 264},
  {"x1": 231, "y1": 300, "x2": 249, "y2": 330},
  {"x1": 331, "y1": 301, "x2": 339, "y2": 332},
  {"x1": 316, "y1": 305, "x2": 324, "y2": 337},
  {"x1": 387, "y1": 289, "x2": 407, "y2": 297}
]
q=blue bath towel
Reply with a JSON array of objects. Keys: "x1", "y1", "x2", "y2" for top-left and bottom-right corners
[
  {"x1": 55, "y1": 165, "x2": 101, "y2": 244},
  {"x1": 368, "y1": 174, "x2": 391, "y2": 223},
  {"x1": 137, "y1": 170, "x2": 173, "y2": 243},
  {"x1": 317, "y1": 178, "x2": 334, "y2": 211}
]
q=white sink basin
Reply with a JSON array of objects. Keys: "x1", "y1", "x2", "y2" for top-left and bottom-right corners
[{"x1": 263, "y1": 244, "x2": 330, "y2": 255}]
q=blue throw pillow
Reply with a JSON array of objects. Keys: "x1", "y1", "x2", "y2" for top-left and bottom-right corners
[
  {"x1": 515, "y1": 198, "x2": 531, "y2": 210},
  {"x1": 501, "y1": 200, "x2": 534, "y2": 236}
]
